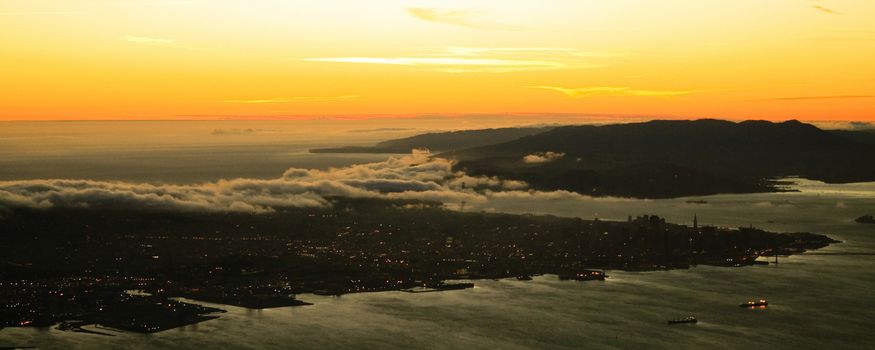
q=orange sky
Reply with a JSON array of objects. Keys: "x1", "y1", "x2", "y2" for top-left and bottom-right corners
[{"x1": 2, "y1": 0, "x2": 874, "y2": 122}]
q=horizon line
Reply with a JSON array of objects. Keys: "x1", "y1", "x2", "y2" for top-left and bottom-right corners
[
  {"x1": 0, "y1": 114, "x2": 865, "y2": 126},
  {"x1": 0, "y1": 113, "x2": 681, "y2": 122}
]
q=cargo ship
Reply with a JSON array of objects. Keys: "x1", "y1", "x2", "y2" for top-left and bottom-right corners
[
  {"x1": 739, "y1": 299, "x2": 768, "y2": 308},
  {"x1": 558, "y1": 270, "x2": 607, "y2": 281},
  {"x1": 667, "y1": 316, "x2": 697, "y2": 325}
]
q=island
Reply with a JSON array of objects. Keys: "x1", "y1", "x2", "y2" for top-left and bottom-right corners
[
  {"x1": 0, "y1": 198, "x2": 839, "y2": 333},
  {"x1": 856, "y1": 215, "x2": 875, "y2": 224}
]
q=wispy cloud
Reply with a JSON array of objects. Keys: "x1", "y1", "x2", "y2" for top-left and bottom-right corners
[
  {"x1": 432, "y1": 47, "x2": 619, "y2": 58},
  {"x1": 847, "y1": 121, "x2": 875, "y2": 130},
  {"x1": 222, "y1": 95, "x2": 360, "y2": 103},
  {"x1": 759, "y1": 95, "x2": 875, "y2": 101},
  {"x1": 812, "y1": 5, "x2": 840, "y2": 14},
  {"x1": 122, "y1": 35, "x2": 197, "y2": 49},
  {"x1": 528, "y1": 86, "x2": 692, "y2": 98},
  {"x1": 406, "y1": 7, "x2": 517, "y2": 30},
  {"x1": 304, "y1": 47, "x2": 610, "y2": 73}
]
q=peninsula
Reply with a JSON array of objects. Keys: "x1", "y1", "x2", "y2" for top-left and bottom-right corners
[{"x1": 0, "y1": 198, "x2": 838, "y2": 333}]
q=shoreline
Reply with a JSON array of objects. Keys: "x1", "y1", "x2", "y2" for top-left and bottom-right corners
[{"x1": 6, "y1": 247, "x2": 837, "y2": 337}]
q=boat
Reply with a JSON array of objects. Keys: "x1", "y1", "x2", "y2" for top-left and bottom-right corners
[
  {"x1": 312, "y1": 289, "x2": 343, "y2": 296},
  {"x1": 739, "y1": 299, "x2": 768, "y2": 308},
  {"x1": 558, "y1": 270, "x2": 607, "y2": 281},
  {"x1": 685, "y1": 200, "x2": 708, "y2": 204},
  {"x1": 403, "y1": 282, "x2": 475, "y2": 293},
  {"x1": 515, "y1": 275, "x2": 533, "y2": 281},
  {"x1": 667, "y1": 316, "x2": 697, "y2": 325},
  {"x1": 434, "y1": 282, "x2": 474, "y2": 291}
]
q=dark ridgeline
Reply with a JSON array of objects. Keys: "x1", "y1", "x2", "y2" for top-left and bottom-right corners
[
  {"x1": 444, "y1": 119, "x2": 875, "y2": 198},
  {"x1": 310, "y1": 126, "x2": 552, "y2": 153},
  {"x1": 830, "y1": 129, "x2": 875, "y2": 146},
  {"x1": 308, "y1": 119, "x2": 875, "y2": 198},
  {"x1": 0, "y1": 198, "x2": 837, "y2": 333}
]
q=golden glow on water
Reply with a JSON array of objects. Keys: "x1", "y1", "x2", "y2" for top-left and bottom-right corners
[{"x1": 2, "y1": 0, "x2": 875, "y2": 121}]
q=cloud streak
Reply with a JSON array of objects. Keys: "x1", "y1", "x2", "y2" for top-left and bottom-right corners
[
  {"x1": 812, "y1": 5, "x2": 840, "y2": 15},
  {"x1": 406, "y1": 7, "x2": 517, "y2": 30},
  {"x1": 434, "y1": 47, "x2": 618, "y2": 58},
  {"x1": 304, "y1": 47, "x2": 609, "y2": 73},
  {"x1": 528, "y1": 86, "x2": 692, "y2": 98}
]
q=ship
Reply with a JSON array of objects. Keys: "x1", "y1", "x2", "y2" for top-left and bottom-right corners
[
  {"x1": 739, "y1": 299, "x2": 768, "y2": 308},
  {"x1": 667, "y1": 316, "x2": 697, "y2": 325},
  {"x1": 558, "y1": 270, "x2": 607, "y2": 281},
  {"x1": 434, "y1": 282, "x2": 474, "y2": 291},
  {"x1": 402, "y1": 282, "x2": 475, "y2": 293}
]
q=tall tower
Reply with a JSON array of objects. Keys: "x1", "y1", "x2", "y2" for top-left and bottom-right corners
[{"x1": 693, "y1": 214, "x2": 698, "y2": 230}]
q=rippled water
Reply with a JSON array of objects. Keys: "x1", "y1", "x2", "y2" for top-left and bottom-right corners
[{"x1": 2, "y1": 179, "x2": 874, "y2": 349}]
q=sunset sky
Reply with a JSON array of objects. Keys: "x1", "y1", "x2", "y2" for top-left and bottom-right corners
[{"x1": 2, "y1": 0, "x2": 874, "y2": 121}]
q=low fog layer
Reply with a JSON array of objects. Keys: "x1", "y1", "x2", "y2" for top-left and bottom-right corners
[
  {"x1": 522, "y1": 152, "x2": 566, "y2": 164},
  {"x1": 0, "y1": 151, "x2": 627, "y2": 214}
]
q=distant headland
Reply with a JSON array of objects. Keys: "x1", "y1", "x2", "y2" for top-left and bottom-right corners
[{"x1": 314, "y1": 119, "x2": 875, "y2": 198}]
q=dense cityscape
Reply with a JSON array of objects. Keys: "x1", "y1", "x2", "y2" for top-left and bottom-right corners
[{"x1": 0, "y1": 198, "x2": 837, "y2": 333}]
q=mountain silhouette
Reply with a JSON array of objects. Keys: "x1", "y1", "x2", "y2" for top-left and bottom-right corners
[{"x1": 444, "y1": 119, "x2": 875, "y2": 198}]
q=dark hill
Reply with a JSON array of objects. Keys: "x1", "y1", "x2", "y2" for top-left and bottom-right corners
[
  {"x1": 310, "y1": 127, "x2": 551, "y2": 153},
  {"x1": 830, "y1": 129, "x2": 875, "y2": 147},
  {"x1": 445, "y1": 119, "x2": 875, "y2": 198}
]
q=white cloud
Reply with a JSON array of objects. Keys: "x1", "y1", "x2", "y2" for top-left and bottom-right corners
[
  {"x1": 0, "y1": 150, "x2": 631, "y2": 214},
  {"x1": 0, "y1": 150, "x2": 545, "y2": 213},
  {"x1": 523, "y1": 152, "x2": 565, "y2": 164}
]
